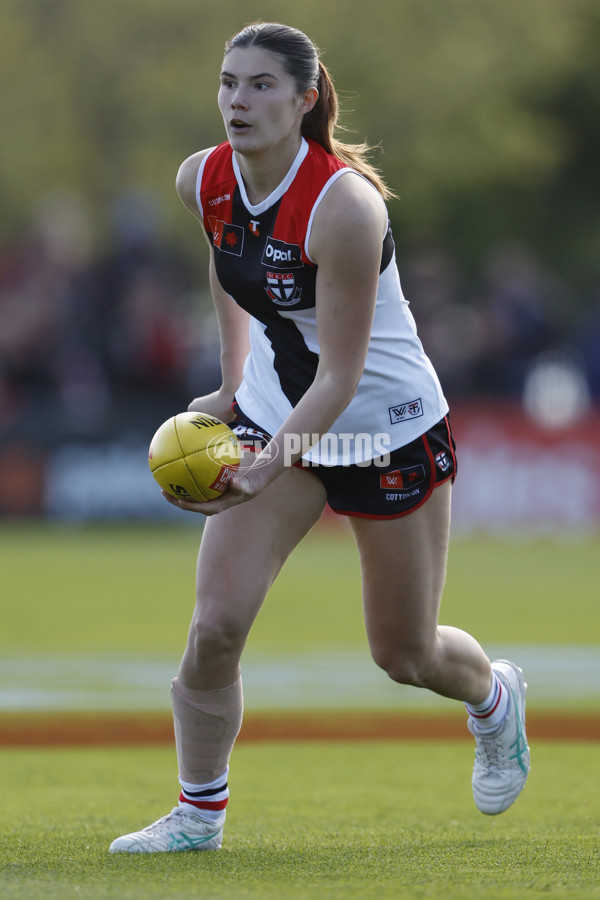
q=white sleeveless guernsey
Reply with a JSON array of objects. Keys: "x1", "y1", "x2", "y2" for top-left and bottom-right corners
[{"x1": 197, "y1": 137, "x2": 448, "y2": 465}]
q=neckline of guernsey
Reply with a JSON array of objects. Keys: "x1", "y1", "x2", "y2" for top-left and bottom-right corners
[{"x1": 232, "y1": 138, "x2": 310, "y2": 216}]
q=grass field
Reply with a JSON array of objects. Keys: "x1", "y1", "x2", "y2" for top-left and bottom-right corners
[
  {"x1": 1, "y1": 520, "x2": 599, "y2": 711},
  {"x1": 1, "y1": 522, "x2": 598, "y2": 898},
  {"x1": 1, "y1": 742, "x2": 598, "y2": 900},
  {"x1": 1, "y1": 521, "x2": 599, "y2": 655}
]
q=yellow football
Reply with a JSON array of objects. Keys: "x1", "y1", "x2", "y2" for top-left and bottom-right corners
[{"x1": 148, "y1": 412, "x2": 241, "y2": 502}]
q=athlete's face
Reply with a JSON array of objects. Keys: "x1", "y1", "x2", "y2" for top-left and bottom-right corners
[{"x1": 218, "y1": 46, "x2": 317, "y2": 157}]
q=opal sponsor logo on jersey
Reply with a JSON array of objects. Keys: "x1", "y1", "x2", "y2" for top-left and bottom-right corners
[
  {"x1": 261, "y1": 237, "x2": 304, "y2": 269},
  {"x1": 265, "y1": 271, "x2": 303, "y2": 306},
  {"x1": 388, "y1": 398, "x2": 423, "y2": 425}
]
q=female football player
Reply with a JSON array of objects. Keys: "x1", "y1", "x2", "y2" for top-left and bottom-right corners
[{"x1": 110, "y1": 22, "x2": 529, "y2": 853}]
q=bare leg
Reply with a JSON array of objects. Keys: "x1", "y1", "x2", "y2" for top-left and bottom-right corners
[
  {"x1": 109, "y1": 465, "x2": 327, "y2": 851},
  {"x1": 178, "y1": 460, "x2": 327, "y2": 691},
  {"x1": 172, "y1": 459, "x2": 327, "y2": 788},
  {"x1": 350, "y1": 482, "x2": 492, "y2": 705}
]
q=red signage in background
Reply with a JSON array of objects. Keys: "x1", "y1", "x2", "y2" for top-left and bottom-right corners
[
  {"x1": 0, "y1": 443, "x2": 47, "y2": 517},
  {"x1": 1, "y1": 403, "x2": 599, "y2": 532},
  {"x1": 450, "y1": 403, "x2": 600, "y2": 534}
]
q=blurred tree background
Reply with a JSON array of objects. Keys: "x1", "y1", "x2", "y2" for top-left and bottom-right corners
[
  {"x1": 1, "y1": 0, "x2": 600, "y2": 523},
  {"x1": 1, "y1": 0, "x2": 598, "y2": 289}
]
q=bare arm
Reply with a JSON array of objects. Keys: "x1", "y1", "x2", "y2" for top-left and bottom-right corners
[
  {"x1": 175, "y1": 151, "x2": 251, "y2": 421},
  {"x1": 175, "y1": 151, "x2": 208, "y2": 219},
  {"x1": 195, "y1": 250, "x2": 250, "y2": 416}
]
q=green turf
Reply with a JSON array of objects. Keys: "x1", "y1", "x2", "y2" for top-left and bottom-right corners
[
  {"x1": 1, "y1": 742, "x2": 598, "y2": 899},
  {"x1": 0, "y1": 522, "x2": 598, "y2": 656}
]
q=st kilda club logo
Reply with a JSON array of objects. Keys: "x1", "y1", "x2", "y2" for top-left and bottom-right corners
[{"x1": 265, "y1": 271, "x2": 303, "y2": 306}]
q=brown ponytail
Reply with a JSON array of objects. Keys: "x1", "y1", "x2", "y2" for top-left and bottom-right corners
[
  {"x1": 301, "y1": 62, "x2": 395, "y2": 201},
  {"x1": 225, "y1": 23, "x2": 395, "y2": 200}
]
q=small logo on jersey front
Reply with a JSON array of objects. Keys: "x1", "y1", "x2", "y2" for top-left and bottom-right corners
[
  {"x1": 208, "y1": 217, "x2": 244, "y2": 257},
  {"x1": 249, "y1": 220, "x2": 260, "y2": 237},
  {"x1": 388, "y1": 398, "x2": 423, "y2": 425},
  {"x1": 207, "y1": 193, "x2": 231, "y2": 207},
  {"x1": 265, "y1": 271, "x2": 303, "y2": 306},
  {"x1": 261, "y1": 237, "x2": 303, "y2": 269}
]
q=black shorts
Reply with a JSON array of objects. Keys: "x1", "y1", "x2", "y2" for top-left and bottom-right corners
[{"x1": 228, "y1": 404, "x2": 457, "y2": 519}]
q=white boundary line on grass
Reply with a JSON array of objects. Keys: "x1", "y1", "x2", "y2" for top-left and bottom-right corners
[{"x1": 0, "y1": 646, "x2": 599, "y2": 712}]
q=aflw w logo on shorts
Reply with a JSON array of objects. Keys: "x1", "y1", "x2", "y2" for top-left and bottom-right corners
[{"x1": 380, "y1": 465, "x2": 425, "y2": 490}]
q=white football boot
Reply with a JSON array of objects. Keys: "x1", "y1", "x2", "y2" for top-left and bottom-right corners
[
  {"x1": 468, "y1": 659, "x2": 530, "y2": 815},
  {"x1": 109, "y1": 806, "x2": 224, "y2": 853}
]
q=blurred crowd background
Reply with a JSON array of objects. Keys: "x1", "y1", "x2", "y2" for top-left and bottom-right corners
[
  {"x1": 1, "y1": 0, "x2": 599, "y2": 523},
  {"x1": 2, "y1": 193, "x2": 598, "y2": 440}
]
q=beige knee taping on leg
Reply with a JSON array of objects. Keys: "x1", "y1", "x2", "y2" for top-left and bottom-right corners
[{"x1": 171, "y1": 676, "x2": 244, "y2": 784}]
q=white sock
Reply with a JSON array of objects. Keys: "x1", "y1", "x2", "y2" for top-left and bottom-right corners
[
  {"x1": 465, "y1": 673, "x2": 508, "y2": 732},
  {"x1": 178, "y1": 768, "x2": 229, "y2": 824}
]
